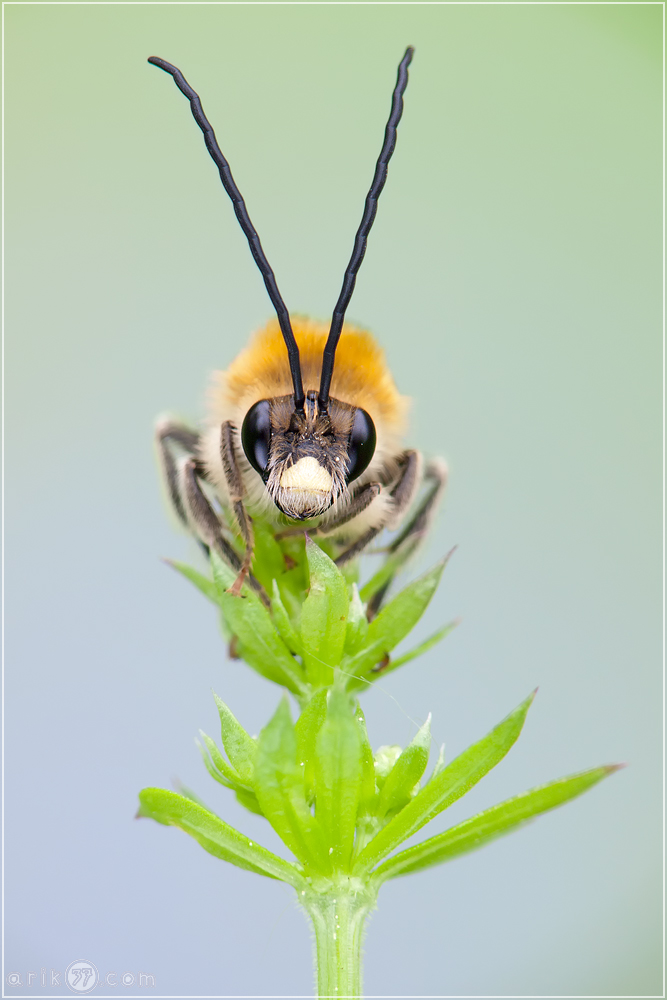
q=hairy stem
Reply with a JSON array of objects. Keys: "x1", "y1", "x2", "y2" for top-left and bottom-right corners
[{"x1": 302, "y1": 880, "x2": 377, "y2": 998}]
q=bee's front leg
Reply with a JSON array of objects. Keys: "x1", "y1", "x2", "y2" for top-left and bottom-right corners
[
  {"x1": 219, "y1": 421, "x2": 255, "y2": 594},
  {"x1": 180, "y1": 457, "x2": 244, "y2": 573},
  {"x1": 178, "y1": 456, "x2": 269, "y2": 608}
]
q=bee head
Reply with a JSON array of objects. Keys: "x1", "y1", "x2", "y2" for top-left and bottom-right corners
[{"x1": 241, "y1": 391, "x2": 376, "y2": 520}]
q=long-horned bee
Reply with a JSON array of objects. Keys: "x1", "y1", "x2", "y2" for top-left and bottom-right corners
[{"x1": 151, "y1": 49, "x2": 447, "y2": 601}]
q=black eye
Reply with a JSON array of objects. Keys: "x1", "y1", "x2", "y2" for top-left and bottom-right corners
[
  {"x1": 241, "y1": 400, "x2": 271, "y2": 477},
  {"x1": 346, "y1": 408, "x2": 376, "y2": 482}
]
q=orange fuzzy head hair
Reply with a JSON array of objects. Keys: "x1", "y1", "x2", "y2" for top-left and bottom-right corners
[{"x1": 208, "y1": 317, "x2": 409, "y2": 441}]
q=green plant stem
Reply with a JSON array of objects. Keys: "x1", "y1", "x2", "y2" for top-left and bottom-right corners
[{"x1": 303, "y1": 881, "x2": 377, "y2": 999}]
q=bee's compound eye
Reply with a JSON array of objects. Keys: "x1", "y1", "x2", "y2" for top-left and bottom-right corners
[
  {"x1": 241, "y1": 400, "x2": 272, "y2": 476},
  {"x1": 346, "y1": 408, "x2": 376, "y2": 482}
]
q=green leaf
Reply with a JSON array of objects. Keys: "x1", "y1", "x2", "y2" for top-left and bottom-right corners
[
  {"x1": 177, "y1": 777, "x2": 262, "y2": 825},
  {"x1": 197, "y1": 733, "x2": 243, "y2": 790},
  {"x1": 271, "y1": 580, "x2": 304, "y2": 657},
  {"x1": 167, "y1": 560, "x2": 219, "y2": 606},
  {"x1": 387, "y1": 620, "x2": 459, "y2": 671},
  {"x1": 299, "y1": 538, "x2": 350, "y2": 686},
  {"x1": 210, "y1": 550, "x2": 241, "y2": 596},
  {"x1": 354, "y1": 704, "x2": 377, "y2": 813},
  {"x1": 313, "y1": 689, "x2": 363, "y2": 868},
  {"x1": 276, "y1": 534, "x2": 309, "y2": 606},
  {"x1": 358, "y1": 535, "x2": 421, "y2": 605},
  {"x1": 338, "y1": 557, "x2": 360, "y2": 588},
  {"x1": 377, "y1": 715, "x2": 432, "y2": 818},
  {"x1": 137, "y1": 788, "x2": 305, "y2": 888},
  {"x1": 374, "y1": 765, "x2": 622, "y2": 880},
  {"x1": 219, "y1": 590, "x2": 307, "y2": 696},
  {"x1": 353, "y1": 691, "x2": 536, "y2": 874},
  {"x1": 344, "y1": 584, "x2": 368, "y2": 656},
  {"x1": 345, "y1": 561, "x2": 446, "y2": 679},
  {"x1": 294, "y1": 688, "x2": 329, "y2": 800},
  {"x1": 212, "y1": 693, "x2": 257, "y2": 785},
  {"x1": 254, "y1": 699, "x2": 331, "y2": 874},
  {"x1": 250, "y1": 521, "x2": 286, "y2": 592},
  {"x1": 351, "y1": 706, "x2": 383, "y2": 857},
  {"x1": 172, "y1": 782, "x2": 210, "y2": 810},
  {"x1": 234, "y1": 787, "x2": 264, "y2": 816},
  {"x1": 430, "y1": 743, "x2": 446, "y2": 781}
]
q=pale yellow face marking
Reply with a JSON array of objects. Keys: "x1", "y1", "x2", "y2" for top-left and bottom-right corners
[{"x1": 280, "y1": 456, "x2": 333, "y2": 494}]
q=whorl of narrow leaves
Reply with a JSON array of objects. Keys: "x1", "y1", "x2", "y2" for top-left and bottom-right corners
[
  {"x1": 139, "y1": 685, "x2": 620, "y2": 886},
  {"x1": 142, "y1": 520, "x2": 621, "y2": 905}
]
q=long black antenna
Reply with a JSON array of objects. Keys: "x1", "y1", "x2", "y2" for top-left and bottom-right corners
[
  {"x1": 148, "y1": 56, "x2": 305, "y2": 410},
  {"x1": 318, "y1": 47, "x2": 414, "y2": 409}
]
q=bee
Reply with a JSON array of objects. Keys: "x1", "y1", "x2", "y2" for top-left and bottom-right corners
[{"x1": 151, "y1": 48, "x2": 447, "y2": 604}]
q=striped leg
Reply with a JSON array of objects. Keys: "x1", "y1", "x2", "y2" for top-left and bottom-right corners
[
  {"x1": 334, "y1": 450, "x2": 422, "y2": 566},
  {"x1": 180, "y1": 457, "x2": 269, "y2": 607},
  {"x1": 366, "y1": 458, "x2": 448, "y2": 617},
  {"x1": 219, "y1": 421, "x2": 255, "y2": 594}
]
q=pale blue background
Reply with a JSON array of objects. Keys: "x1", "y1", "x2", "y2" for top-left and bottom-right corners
[{"x1": 5, "y1": 3, "x2": 662, "y2": 997}]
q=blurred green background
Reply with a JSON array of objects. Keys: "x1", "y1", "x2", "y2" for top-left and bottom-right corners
[{"x1": 5, "y1": 3, "x2": 662, "y2": 996}]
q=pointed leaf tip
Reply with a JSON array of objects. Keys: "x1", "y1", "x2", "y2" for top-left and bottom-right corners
[
  {"x1": 211, "y1": 691, "x2": 257, "y2": 784},
  {"x1": 376, "y1": 714, "x2": 432, "y2": 818},
  {"x1": 346, "y1": 560, "x2": 446, "y2": 681},
  {"x1": 167, "y1": 559, "x2": 220, "y2": 606}
]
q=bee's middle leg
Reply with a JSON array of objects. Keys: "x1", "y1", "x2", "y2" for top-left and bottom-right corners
[
  {"x1": 335, "y1": 450, "x2": 422, "y2": 566},
  {"x1": 219, "y1": 421, "x2": 254, "y2": 594},
  {"x1": 155, "y1": 419, "x2": 201, "y2": 527},
  {"x1": 365, "y1": 457, "x2": 448, "y2": 617},
  {"x1": 388, "y1": 457, "x2": 448, "y2": 555}
]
